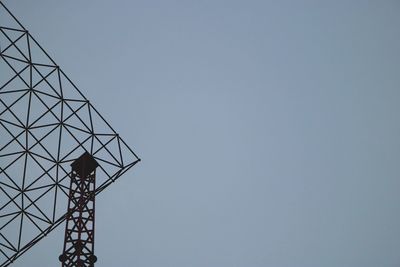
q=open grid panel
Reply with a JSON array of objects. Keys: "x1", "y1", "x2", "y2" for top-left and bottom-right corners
[{"x1": 0, "y1": 2, "x2": 140, "y2": 266}]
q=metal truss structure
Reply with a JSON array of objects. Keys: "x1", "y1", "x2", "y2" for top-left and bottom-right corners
[
  {"x1": 59, "y1": 152, "x2": 99, "y2": 267},
  {"x1": 0, "y1": 2, "x2": 140, "y2": 266}
]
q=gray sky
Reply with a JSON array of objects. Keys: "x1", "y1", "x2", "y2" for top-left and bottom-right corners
[{"x1": 3, "y1": 0, "x2": 400, "y2": 266}]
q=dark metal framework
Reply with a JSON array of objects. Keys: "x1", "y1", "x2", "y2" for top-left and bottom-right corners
[
  {"x1": 59, "y1": 152, "x2": 99, "y2": 267},
  {"x1": 0, "y1": 2, "x2": 140, "y2": 266}
]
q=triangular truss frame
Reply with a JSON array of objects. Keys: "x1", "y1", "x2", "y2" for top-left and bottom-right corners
[{"x1": 0, "y1": 2, "x2": 140, "y2": 266}]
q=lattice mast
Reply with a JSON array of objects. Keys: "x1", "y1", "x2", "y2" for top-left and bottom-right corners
[{"x1": 59, "y1": 152, "x2": 99, "y2": 267}]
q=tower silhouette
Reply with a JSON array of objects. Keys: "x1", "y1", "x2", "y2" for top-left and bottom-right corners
[{"x1": 0, "y1": 2, "x2": 140, "y2": 266}]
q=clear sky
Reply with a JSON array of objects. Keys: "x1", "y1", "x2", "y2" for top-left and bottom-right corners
[{"x1": 2, "y1": 0, "x2": 400, "y2": 266}]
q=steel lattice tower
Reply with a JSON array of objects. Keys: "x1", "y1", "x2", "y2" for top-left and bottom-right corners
[
  {"x1": 59, "y1": 152, "x2": 99, "y2": 267},
  {"x1": 0, "y1": 2, "x2": 140, "y2": 266}
]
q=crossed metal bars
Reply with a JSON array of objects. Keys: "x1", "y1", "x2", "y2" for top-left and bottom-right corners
[{"x1": 0, "y1": 2, "x2": 140, "y2": 266}]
